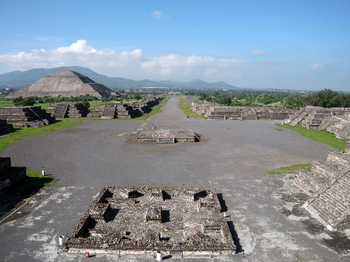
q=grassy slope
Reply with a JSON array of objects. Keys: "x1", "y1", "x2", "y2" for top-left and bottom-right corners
[
  {"x1": 265, "y1": 163, "x2": 312, "y2": 174},
  {"x1": 0, "y1": 119, "x2": 83, "y2": 151},
  {"x1": 276, "y1": 123, "x2": 346, "y2": 151},
  {"x1": 179, "y1": 97, "x2": 206, "y2": 119}
]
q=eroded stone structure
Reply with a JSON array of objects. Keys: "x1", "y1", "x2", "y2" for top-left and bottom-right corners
[
  {"x1": 293, "y1": 141, "x2": 350, "y2": 230},
  {"x1": 87, "y1": 97, "x2": 161, "y2": 119},
  {"x1": 0, "y1": 157, "x2": 26, "y2": 190},
  {"x1": 6, "y1": 70, "x2": 118, "y2": 98},
  {"x1": 183, "y1": 96, "x2": 297, "y2": 120},
  {"x1": 46, "y1": 102, "x2": 89, "y2": 119},
  {"x1": 136, "y1": 129, "x2": 200, "y2": 143},
  {"x1": 0, "y1": 106, "x2": 54, "y2": 127},
  {"x1": 286, "y1": 106, "x2": 350, "y2": 139},
  {"x1": 65, "y1": 187, "x2": 235, "y2": 255}
]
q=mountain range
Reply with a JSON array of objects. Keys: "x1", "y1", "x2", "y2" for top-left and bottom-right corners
[{"x1": 0, "y1": 66, "x2": 239, "y2": 90}]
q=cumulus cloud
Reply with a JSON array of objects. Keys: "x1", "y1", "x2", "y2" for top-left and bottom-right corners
[
  {"x1": 151, "y1": 10, "x2": 165, "y2": 19},
  {"x1": 310, "y1": 63, "x2": 324, "y2": 69},
  {"x1": 249, "y1": 49, "x2": 271, "y2": 56},
  {"x1": 0, "y1": 39, "x2": 245, "y2": 79},
  {"x1": 0, "y1": 40, "x2": 144, "y2": 70}
]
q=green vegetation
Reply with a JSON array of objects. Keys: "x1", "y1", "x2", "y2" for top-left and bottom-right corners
[
  {"x1": 179, "y1": 97, "x2": 205, "y2": 119},
  {"x1": 276, "y1": 123, "x2": 346, "y2": 151},
  {"x1": 0, "y1": 119, "x2": 83, "y2": 150},
  {"x1": 265, "y1": 163, "x2": 312, "y2": 174}
]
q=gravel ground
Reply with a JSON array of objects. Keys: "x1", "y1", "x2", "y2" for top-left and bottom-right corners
[{"x1": 0, "y1": 97, "x2": 348, "y2": 261}]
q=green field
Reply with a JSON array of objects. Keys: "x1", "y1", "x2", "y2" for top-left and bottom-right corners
[
  {"x1": 265, "y1": 163, "x2": 312, "y2": 174},
  {"x1": 276, "y1": 123, "x2": 346, "y2": 151}
]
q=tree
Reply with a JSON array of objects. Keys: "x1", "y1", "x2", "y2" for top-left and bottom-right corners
[{"x1": 82, "y1": 99, "x2": 90, "y2": 109}]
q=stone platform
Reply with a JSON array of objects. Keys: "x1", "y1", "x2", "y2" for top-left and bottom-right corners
[
  {"x1": 65, "y1": 187, "x2": 235, "y2": 255},
  {"x1": 136, "y1": 129, "x2": 200, "y2": 144}
]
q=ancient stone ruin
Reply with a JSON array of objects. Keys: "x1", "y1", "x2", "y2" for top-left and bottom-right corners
[
  {"x1": 0, "y1": 106, "x2": 54, "y2": 127},
  {"x1": 183, "y1": 96, "x2": 297, "y2": 120},
  {"x1": 6, "y1": 70, "x2": 118, "y2": 98},
  {"x1": 136, "y1": 129, "x2": 200, "y2": 144},
  {"x1": 293, "y1": 140, "x2": 350, "y2": 231},
  {"x1": 46, "y1": 102, "x2": 89, "y2": 119},
  {"x1": 0, "y1": 157, "x2": 26, "y2": 191},
  {"x1": 207, "y1": 106, "x2": 296, "y2": 120},
  {"x1": 65, "y1": 187, "x2": 235, "y2": 256},
  {"x1": 286, "y1": 106, "x2": 350, "y2": 139},
  {"x1": 87, "y1": 97, "x2": 161, "y2": 119}
]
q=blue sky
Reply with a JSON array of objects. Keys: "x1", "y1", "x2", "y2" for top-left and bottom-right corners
[{"x1": 0, "y1": 0, "x2": 349, "y2": 91}]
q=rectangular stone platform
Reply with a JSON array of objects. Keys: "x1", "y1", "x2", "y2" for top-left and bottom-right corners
[{"x1": 65, "y1": 187, "x2": 235, "y2": 255}]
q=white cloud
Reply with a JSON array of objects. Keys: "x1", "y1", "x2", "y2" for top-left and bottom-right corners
[
  {"x1": 310, "y1": 63, "x2": 324, "y2": 69},
  {"x1": 0, "y1": 40, "x2": 144, "y2": 70},
  {"x1": 249, "y1": 49, "x2": 271, "y2": 56},
  {"x1": 151, "y1": 10, "x2": 164, "y2": 19},
  {"x1": 0, "y1": 39, "x2": 246, "y2": 80}
]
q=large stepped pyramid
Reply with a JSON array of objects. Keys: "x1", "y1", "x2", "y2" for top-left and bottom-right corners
[
  {"x1": 6, "y1": 70, "x2": 118, "y2": 98},
  {"x1": 293, "y1": 141, "x2": 350, "y2": 230}
]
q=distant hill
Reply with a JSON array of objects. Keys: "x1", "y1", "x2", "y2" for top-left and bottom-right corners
[{"x1": 0, "y1": 66, "x2": 239, "y2": 90}]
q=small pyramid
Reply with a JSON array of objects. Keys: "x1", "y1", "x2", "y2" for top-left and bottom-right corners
[{"x1": 6, "y1": 70, "x2": 117, "y2": 98}]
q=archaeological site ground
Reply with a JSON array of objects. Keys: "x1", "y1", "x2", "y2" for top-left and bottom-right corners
[{"x1": 0, "y1": 97, "x2": 349, "y2": 261}]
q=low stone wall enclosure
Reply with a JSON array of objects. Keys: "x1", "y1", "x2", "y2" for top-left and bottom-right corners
[
  {"x1": 293, "y1": 141, "x2": 350, "y2": 231},
  {"x1": 65, "y1": 187, "x2": 235, "y2": 255}
]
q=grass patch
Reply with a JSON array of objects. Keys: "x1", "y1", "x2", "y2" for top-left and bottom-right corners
[
  {"x1": 133, "y1": 98, "x2": 169, "y2": 120},
  {"x1": 265, "y1": 163, "x2": 312, "y2": 174},
  {"x1": 179, "y1": 97, "x2": 206, "y2": 119},
  {"x1": 276, "y1": 123, "x2": 346, "y2": 151},
  {"x1": 0, "y1": 118, "x2": 83, "y2": 150}
]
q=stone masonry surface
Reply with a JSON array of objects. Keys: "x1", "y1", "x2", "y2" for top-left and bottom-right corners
[{"x1": 65, "y1": 187, "x2": 235, "y2": 255}]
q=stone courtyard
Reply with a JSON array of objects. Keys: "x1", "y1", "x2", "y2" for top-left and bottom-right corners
[{"x1": 0, "y1": 97, "x2": 349, "y2": 261}]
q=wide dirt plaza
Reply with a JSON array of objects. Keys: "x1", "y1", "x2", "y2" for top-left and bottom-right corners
[{"x1": 0, "y1": 97, "x2": 347, "y2": 261}]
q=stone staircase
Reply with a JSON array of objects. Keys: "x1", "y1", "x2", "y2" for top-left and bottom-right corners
[
  {"x1": 287, "y1": 107, "x2": 310, "y2": 126},
  {"x1": 0, "y1": 106, "x2": 53, "y2": 127},
  {"x1": 101, "y1": 104, "x2": 117, "y2": 119},
  {"x1": 47, "y1": 102, "x2": 89, "y2": 119},
  {"x1": 293, "y1": 141, "x2": 350, "y2": 230}
]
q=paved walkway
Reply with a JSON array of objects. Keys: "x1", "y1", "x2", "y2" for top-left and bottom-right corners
[{"x1": 0, "y1": 97, "x2": 346, "y2": 261}]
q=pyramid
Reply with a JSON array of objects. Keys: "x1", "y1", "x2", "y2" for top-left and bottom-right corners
[{"x1": 6, "y1": 70, "x2": 117, "y2": 98}]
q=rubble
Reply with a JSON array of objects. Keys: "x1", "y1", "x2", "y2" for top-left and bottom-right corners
[{"x1": 65, "y1": 187, "x2": 235, "y2": 255}]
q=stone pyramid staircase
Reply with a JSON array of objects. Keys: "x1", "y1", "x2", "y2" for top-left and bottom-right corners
[{"x1": 293, "y1": 141, "x2": 350, "y2": 230}]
